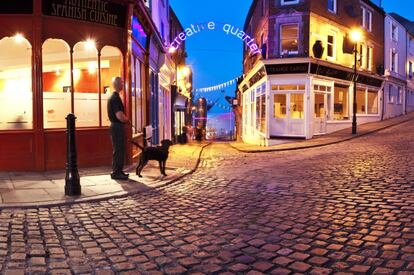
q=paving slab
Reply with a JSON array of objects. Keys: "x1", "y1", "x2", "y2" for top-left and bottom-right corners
[{"x1": 0, "y1": 143, "x2": 210, "y2": 208}]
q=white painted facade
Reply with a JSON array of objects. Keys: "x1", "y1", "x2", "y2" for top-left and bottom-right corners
[
  {"x1": 406, "y1": 30, "x2": 414, "y2": 113},
  {"x1": 383, "y1": 14, "x2": 407, "y2": 119}
]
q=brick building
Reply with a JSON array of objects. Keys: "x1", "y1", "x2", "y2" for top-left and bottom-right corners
[{"x1": 239, "y1": 0, "x2": 385, "y2": 145}]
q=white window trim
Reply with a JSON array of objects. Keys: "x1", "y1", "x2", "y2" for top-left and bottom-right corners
[
  {"x1": 361, "y1": 6, "x2": 373, "y2": 32},
  {"x1": 367, "y1": 46, "x2": 373, "y2": 71},
  {"x1": 328, "y1": 0, "x2": 337, "y2": 14},
  {"x1": 281, "y1": 0, "x2": 299, "y2": 5}
]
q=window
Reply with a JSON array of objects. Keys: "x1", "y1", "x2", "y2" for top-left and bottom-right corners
[
  {"x1": 101, "y1": 46, "x2": 123, "y2": 127},
  {"x1": 260, "y1": 83, "x2": 266, "y2": 133},
  {"x1": 274, "y1": 94, "x2": 287, "y2": 118},
  {"x1": 328, "y1": 0, "x2": 336, "y2": 13},
  {"x1": 0, "y1": 36, "x2": 32, "y2": 130},
  {"x1": 333, "y1": 85, "x2": 349, "y2": 120},
  {"x1": 280, "y1": 24, "x2": 299, "y2": 55},
  {"x1": 359, "y1": 44, "x2": 366, "y2": 69},
  {"x1": 73, "y1": 41, "x2": 99, "y2": 127},
  {"x1": 391, "y1": 22, "x2": 398, "y2": 41},
  {"x1": 357, "y1": 87, "x2": 379, "y2": 114},
  {"x1": 290, "y1": 94, "x2": 304, "y2": 119},
  {"x1": 409, "y1": 61, "x2": 413, "y2": 79},
  {"x1": 327, "y1": 32, "x2": 336, "y2": 59},
  {"x1": 361, "y1": 7, "x2": 372, "y2": 32},
  {"x1": 356, "y1": 88, "x2": 366, "y2": 114},
  {"x1": 42, "y1": 39, "x2": 71, "y2": 129},
  {"x1": 397, "y1": 87, "x2": 403, "y2": 104},
  {"x1": 367, "y1": 90, "x2": 378, "y2": 114},
  {"x1": 132, "y1": 58, "x2": 144, "y2": 133},
  {"x1": 388, "y1": 85, "x2": 394, "y2": 103},
  {"x1": 367, "y1": 46, "x2": 373, "y2": 71},
  {"x1": 281, "y1": 0, "x2": 299, "y2": 5},
  {"x1": 391, "y1": 49, "x2": 398, "y2": 73}
]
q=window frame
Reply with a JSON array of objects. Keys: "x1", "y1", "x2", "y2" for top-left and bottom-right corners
[
  {"x1": 327, "y1": 0, "x2": 337, "y2": 14},
  {"x1": 281, "y1": 0, "x2": 299, "y2": 5},
  {"x1": 327, "y1": 31, "x2": 336, "y2": 60},
  {"x1": 280, "y1": 23, "x2": 299, "y2": 55},
  {"x1": 361, "y1": 6, "x2": 373, "y2": 32}
]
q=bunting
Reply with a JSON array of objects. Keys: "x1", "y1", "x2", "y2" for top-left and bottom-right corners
[{"x1": 195, "y1": 76, "x2": 242, "y2": 93}]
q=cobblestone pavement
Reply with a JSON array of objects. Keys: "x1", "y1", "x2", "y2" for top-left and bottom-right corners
[{"x1": 1, "y1": 121, "x2": 413, "y2": 274}]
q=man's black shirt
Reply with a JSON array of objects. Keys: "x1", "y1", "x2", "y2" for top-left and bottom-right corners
[{"x1": 107, "y1": 92, "x2": 125, "y2": 124}]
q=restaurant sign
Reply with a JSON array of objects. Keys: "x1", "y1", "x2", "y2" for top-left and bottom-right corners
[{"x1": 42, "y1": 0, "x2": 126, "y2": 28}]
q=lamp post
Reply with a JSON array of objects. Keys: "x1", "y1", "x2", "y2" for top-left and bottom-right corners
[{"x1": 350, "y1": 29, "x2": 362, "y2": 135}]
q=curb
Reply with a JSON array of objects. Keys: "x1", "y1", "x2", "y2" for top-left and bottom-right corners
[
  {"x1": 230, "y1": 116, "x2": 414, "y2": 153},
  {"x1": 0, "y1": 143, "x2": 212, "y2": 210}
]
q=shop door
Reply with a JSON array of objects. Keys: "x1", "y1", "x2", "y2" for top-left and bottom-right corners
[
  {"x1": 314, "y1": 93, "x2": 327, "y2": 135},
  {"x1": 270, "y1": 93, "x2": 305, "y2": 137}
]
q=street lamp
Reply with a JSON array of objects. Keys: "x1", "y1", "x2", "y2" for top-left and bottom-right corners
[{"x1": 350, "y1": 29, "x2": 362, "y2": 135}]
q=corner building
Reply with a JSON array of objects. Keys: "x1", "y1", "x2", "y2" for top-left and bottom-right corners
[
  {"x1": 240, "y1": 0, "x2": 385, "y2": 145},
  {"x1": 0, "y1": 0, "x2": 178, "y2": 171}
]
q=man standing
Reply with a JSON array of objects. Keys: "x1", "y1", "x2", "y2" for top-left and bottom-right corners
[{"x1": 108, "y1": 77, "x2": 129, "y2": 180}]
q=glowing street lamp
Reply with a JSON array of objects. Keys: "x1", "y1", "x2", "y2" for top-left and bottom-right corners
[
  {"x1": 350, "y1": 28, "x2": 362, "y2": 135},
  {"x1": 181, "y1": 66, "x2": 191, "y2": 77}
]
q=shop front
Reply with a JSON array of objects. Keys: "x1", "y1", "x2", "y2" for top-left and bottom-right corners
[
  {"x1": 0, "y1": 0, "x2": 153, "y2": 171},
  {"x1": 240, "y1": 59, "x2": 384, "y2": 146}
]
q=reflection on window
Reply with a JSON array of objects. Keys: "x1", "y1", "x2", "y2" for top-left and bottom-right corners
[
  {"x1": 333, "y1": 86, "x2": 349, "y2": 120},
  {"x1": 368, "y1": 90, "x2": 378, "y2": 114},
  {"x1": 356, "y1": 88, "x2": 366, "y2": 114},
  {"x1": 290, "y1": 93, "x2": 304, "y2": 119},
  {"x1": 42, "y1": 39, "x2": 71, "y2": 129},
  {"x1": 0, "y1": 36, "x2": 32, "y2": 130},
  {"x1": 73, "y1": 41, "x2": 99, "y2": 127},
  {"x1": 280, "y1": 24, "x2": 299, "y2": 55},
  {"x1": 101, "y1": 46, "x2": 123, "y2": 127},
  {"x1": 274, "y1": 94, "x2": 287, "y2": 118}
]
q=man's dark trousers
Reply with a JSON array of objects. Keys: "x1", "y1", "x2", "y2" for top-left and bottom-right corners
[{"x1": 110, "y1": 122, "x2": 125, "y2": 175}]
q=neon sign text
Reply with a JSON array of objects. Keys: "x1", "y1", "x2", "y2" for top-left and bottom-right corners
[{"x1": 170, "y1": 22, "x2": 261, "y2": 56}]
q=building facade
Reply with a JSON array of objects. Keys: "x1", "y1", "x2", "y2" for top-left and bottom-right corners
[
  {"x1": 240, "y1": 0, "x2": 385, "y2": 146},
  {"x1": 0, "y1": 0, "x2": 189, "y2": 171}
]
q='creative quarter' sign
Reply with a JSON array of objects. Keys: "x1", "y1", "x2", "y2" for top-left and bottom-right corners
[
  {"x1": 170, "y1": 22, "x2": 262, "y2": 56},
  {"x1": 42, "y1": 0, "x2": 126, "y2": 28}
]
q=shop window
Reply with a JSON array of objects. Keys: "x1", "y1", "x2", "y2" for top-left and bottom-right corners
[
  {"x1": 280, "y1": 24, "x2": 299, "y2": 55},
  {"x1": 73, "y1": 41, "x2": 99, "y2": 127},
  {"x1": 260, "y1": 83, "x2": 266, "y2": 133},
  {"x1": 333, "y1": 85, "x2": 349, "y2": 120},
  {"x1": 101, "y1": 46, "x2": 123, "y2": 127},
  {"x1": 274, "y1": 94, "x2": 287, "y2": 118},
  {"x1": 42, "y1": 39, "x2": 71, "y2": 129},
  {"x1": 0, "y1": 36, "x2": 32, "y2": 130},
  {"x1": 367, "y1": 90, "x2": 379, "y2": 114},
  {"x1": 256, "y1": 87, "x2": 261, "y2": 131},
  {"x1": 290, "y1": 94, "x2": 304, "y2": 119},
  {"x1": 356, "y1": 88, "x2": 366, "y2": 114},
  {"x1": 388, "y1": 84, "x2": 394, "y2": 103}
]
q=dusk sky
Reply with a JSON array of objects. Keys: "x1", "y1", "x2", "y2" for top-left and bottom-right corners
[{"x1": 169, "y1": 0, "x2": 414, "y2": 113}]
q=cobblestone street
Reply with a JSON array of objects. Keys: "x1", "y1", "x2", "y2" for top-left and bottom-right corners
[{"x1": 1, "y1": 121, "x2": 413, "y2": 275}]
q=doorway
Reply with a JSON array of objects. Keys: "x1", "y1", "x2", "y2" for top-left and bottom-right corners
[{"x1": 270, "y1": 92, "x2": 305, "y2": 137}]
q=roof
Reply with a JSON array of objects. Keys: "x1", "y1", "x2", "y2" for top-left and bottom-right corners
[{"x1": 389, "y1": 13, "x2": 414, "y2": 36}]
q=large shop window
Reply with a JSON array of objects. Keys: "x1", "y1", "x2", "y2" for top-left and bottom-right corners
[
  {"x1": 280, "y1": 24, "x2": 299, "y2": 55},
  {"x1": 132, "y1": 57, "x2": 144, "y2": 133},
  {"x1": 255, "y1": 84, "x2": 266, "y2": 133},
  {"x1": 333, "y1": 85, "x2": 349, "y2": 120},
  {"x1": 42, "y1": 39, "x2": 71, "y2": 129},
  {"x1": 101, "y1": 46, "x2": 123, "y2": 127},
  {"x1": 357, "y1": 87, "x2": 378, "y2": 114},
  {"x1": 0, "y1": 36, "x2": 32, "y2": 130},
  {"x1": 73, "y1": 41, "x2": 99, "y2": 127},
  {"x1": 290, "y1": 93, "x2": 304, "y2": 119}
]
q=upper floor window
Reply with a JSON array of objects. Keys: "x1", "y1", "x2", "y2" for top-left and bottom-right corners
[
  {"x1": 327, "y1": 31, "x2": 336, "y2": 59},
  {"x1": 391, "y1": 22, "x2": 398, "y2": 41},
  {"x1": 280, "y1": 24, "x2": 299, "y2": 55},
  {"x1": 328, "y1": 0, "x2": 337, "y2": 13},
  {"x1": 361, "y1": 7, "x2": 372, "y2": 32},
  {"x1": 367, "y1": 46, "x2": 373, "y2": 71},
  {"x1": 409, "y1": 61, "x2": 413, "y2": 79},
  {"x1": 391, "y1": 49, "x2": 398, "y2": 73},
  {"x1": 281, "y1": 0, "x2": 299, "y2": 5}
]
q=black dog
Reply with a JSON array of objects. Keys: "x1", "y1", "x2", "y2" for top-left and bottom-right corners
[{"x1": 131, "y1": 139, "x2": 173, "y2": 177}]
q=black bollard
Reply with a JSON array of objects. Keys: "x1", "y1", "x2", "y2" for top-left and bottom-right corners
[{"x1": 65, "y1": 113, "x2": 81, "y2": 196}]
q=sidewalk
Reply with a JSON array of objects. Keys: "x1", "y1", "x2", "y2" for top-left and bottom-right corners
[
  {"x1": 0, "y1": 143, "x2": 210, "y2": 208},
  {"x1": 231, "y1": 113, "x2": 414, "y2": 153}
]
